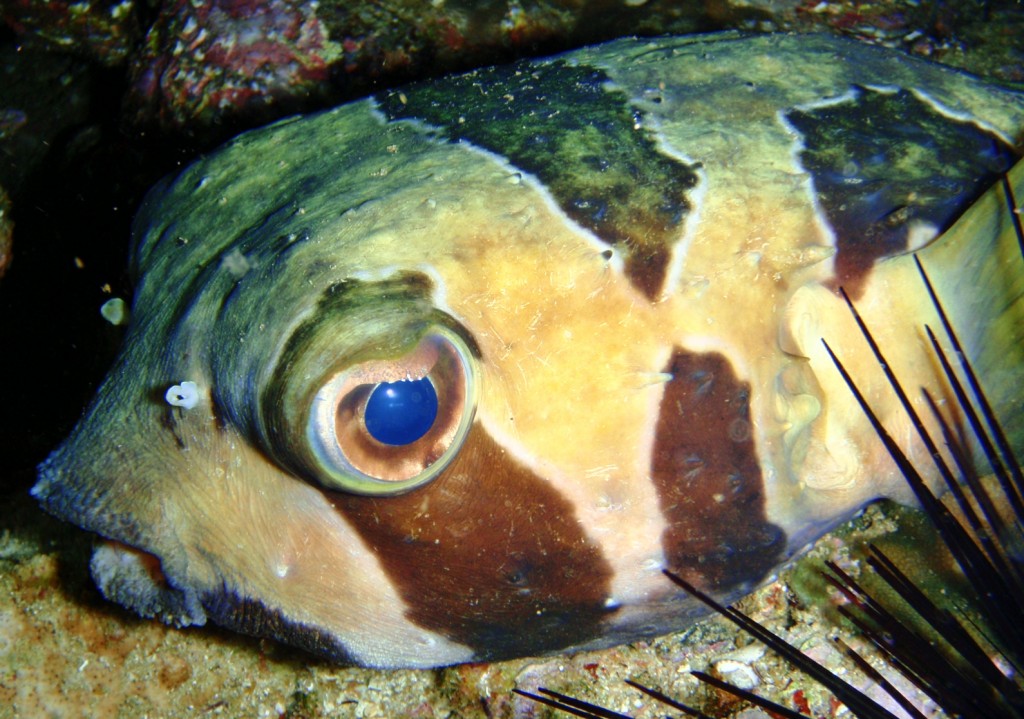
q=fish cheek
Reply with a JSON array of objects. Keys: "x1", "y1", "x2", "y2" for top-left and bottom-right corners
[
  {"x1": 332, "y1": 423, "x2": 616, "y2": 661},
  {"x1": 652, "y1": 348, "x2": 787, "y2": 593}
]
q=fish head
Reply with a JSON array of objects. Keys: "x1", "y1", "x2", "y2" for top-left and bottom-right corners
[{"x1": 34, "y1": 33, "x2": 1024, "y2": 667}]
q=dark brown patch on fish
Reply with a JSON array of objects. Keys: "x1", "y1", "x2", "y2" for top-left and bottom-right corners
[
  {"x1": 331, "y1": 424, "x2": 616, "y2": 661},
  {"x1": 376, "y1": 59, "x2": 698, "y2": 301},
  {"x1": 203, "y1": 591, "x2": 358, "y2": 664},
  {"x1": 785, "y1": 87, "x2": 1015, "y2": 298},
  {"x1": 651, "y1": 348, "x2": 785, "y2": 592}
]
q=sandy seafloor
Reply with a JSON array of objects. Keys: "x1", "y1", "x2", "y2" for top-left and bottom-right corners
[
  {"x1": 2, "y1": 1, "x2": 1022, "y2": 718},
  {"x1": 2, "y1": 488, "x2": 971, "y2": 719}
]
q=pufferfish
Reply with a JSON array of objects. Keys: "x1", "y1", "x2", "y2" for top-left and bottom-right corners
[{"x1": 34, "y1": 32, "x2": 1024, "y2": 669}]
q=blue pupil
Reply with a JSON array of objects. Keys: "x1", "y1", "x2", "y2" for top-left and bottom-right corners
[{"x1": 364, "y1": 378, "x2": 438, "y2": 446}]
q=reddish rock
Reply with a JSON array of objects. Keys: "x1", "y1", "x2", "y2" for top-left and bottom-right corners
[{"x1": 126, "y1": 0, "x2": 341, "y2": 130}]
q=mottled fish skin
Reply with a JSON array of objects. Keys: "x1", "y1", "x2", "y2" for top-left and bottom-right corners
[{"x1": 33, "y1": 33, "x2": 1024, "y2": 668}]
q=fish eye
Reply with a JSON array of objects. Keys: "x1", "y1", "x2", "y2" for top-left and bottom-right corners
[
  {"x1": 364, "y1": 377, "x2": 438, "y2": 446},
  {"x1": 306, "y1": 326, "x2": 476, "y2": 495}
]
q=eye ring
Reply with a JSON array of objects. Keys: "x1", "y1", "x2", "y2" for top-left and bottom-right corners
[{"x1": 306, "y1": 326, "x2": 477, "y2": 495}]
